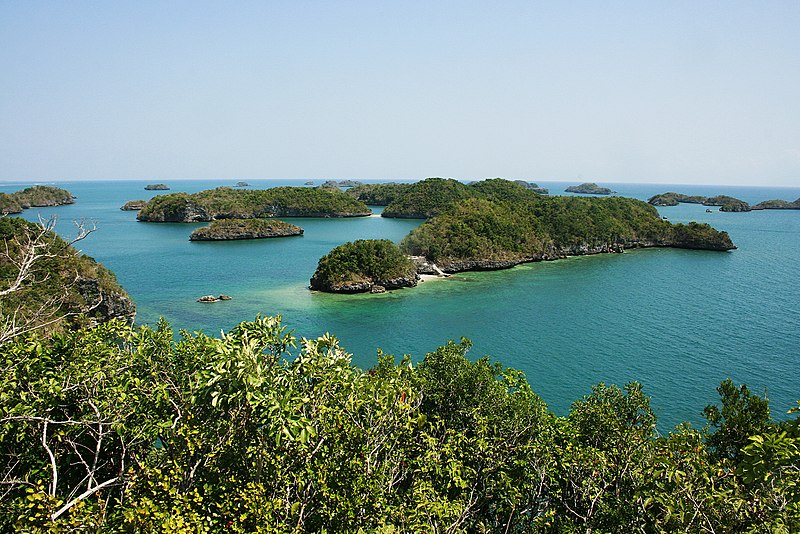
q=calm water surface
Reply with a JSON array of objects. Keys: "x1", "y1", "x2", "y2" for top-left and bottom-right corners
[{"x1": 4, "y1": 179, "x2": 798, "y2": 430}]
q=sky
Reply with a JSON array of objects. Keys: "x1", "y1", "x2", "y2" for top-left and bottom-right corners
[{"x1": 1, "y1": 1, "x2": 799, "y2": 186}]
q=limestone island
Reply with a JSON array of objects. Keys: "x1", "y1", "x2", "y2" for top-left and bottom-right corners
[
  {"x1": 752, "y1": 198, "x2": 800, "y2": 210},
  {"x1": 189, "y1": 219, "x2": 303, "y2": 241},
  {"x1": 137, "y1": 186, "x2": 371, "y2": 222},
  {"x1": 144, "y1": 183, "x2": 170, "y2": 190},
  {"x1": 320, "y1": 179, "x2": 363, "y2": 188},
  {"x1": 565, "y1": 182, "x2": 616, "y2": 195},
  {"x1": 310, "y1": 239, "x2": 419, "y2": 293},
  {"x1": 120, "y1": 199, "x2": 147, "y2": 211},
  {"x1": 0, "y1": 185, "x2": 75, "y2": 215},
  {"x1": 650, "y1": 191, "x2": 800, "y2": 212},
  {"x1": 310, "y1": 178, "x2": 736, "y2": 293},
  {"x1": 514, "y1": 180, "x2": 549, "y2": 194},
  {"x1": 234, "y1": 181, "x2": 250, "y2": 187}
]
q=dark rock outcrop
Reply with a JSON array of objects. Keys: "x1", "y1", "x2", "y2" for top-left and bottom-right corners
[
  {"x1": 76, "y1": 277, "x2": 136, "y2": 325},
  {"x1": 145, "y1": 183, "x2": 170, "y2": 190}
]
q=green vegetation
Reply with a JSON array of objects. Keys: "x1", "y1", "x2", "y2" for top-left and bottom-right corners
[
  {"x1": 1, "y1": 315, "x2": 798, "y2": 532},
  {"x1": 704, "y1": 195, "x2": 745, "y2": 206},
  {"x1": 565, "y1": 182, "x2": 616, "y2": 194},
  {"x1": 0, "y1": 217, "x2": 134, "y2": 339},
  {"x1": 648, "y1": 192, "x2": 708, "y2": 206},
  {"x1": 0, "y1": 186, "x2": 74, "y2": 214},
  {"x1": 120, "y1": 199, "x2": 147, "y2": 211},
  {"x1": 753, "y1": 198, "x2": 800, "y2": 210},
  {"x1": 310, "y1": 239, "x2": 418, "y2": 292},
  {"x1": 0, "y1": 193, "x2": 23, "y2": 214},
  {"x1": 382, "y1": 178, "x2": 474, "y2": 218},
  {"x1": 189, "y1": 218, "x2": 303, "y2": 241},
  {"x1": 345, "y1": 182, "x2": 413, "y2": 205},
  {"x1": 513, "y1": 179, "x2": 549, "y2": 194},
  {"x1": 138, "y1": 186, "x2": 372, "y2": 222},
  {"x1": 400, "y1": 195, "x2": 734, "y2": 271}
]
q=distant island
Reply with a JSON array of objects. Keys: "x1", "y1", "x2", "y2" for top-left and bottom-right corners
[
  {"x1": 319, "y1": 179, "x2": 364, "y2": 188},
  {"x1": 310, "y1": 178, "x2": 735, "y2": 292},
  {"x1": 189, "y1": 219, "x2": 303, "y2": 241},
  {"x1": 310, "y1": 239, "x2": 418, "y2": 293},
  {"x1": 137, "y1": 186, "x2": 371, "y2": 222},
  {"x1": 565, "y1": 182, "x2": 616, "y2": 195},
  {"x1": 234, "y1": 181, "x2": 250, "y2": 187},
  {"x1": 513, "y1": 180, "x2": 549, "y2": 194},
  {"x1": 144, "y1": 183, "x2": 170, "y2": 191},
  {"x1": 120, "y1": 200, "x2": 147, "y2": 211},
  {"x1": 649, "y1": 192, "x2": 800, "y2": 212},
  {"x1": 0, "y1": 185, "x2": 75, "y2": 215}
]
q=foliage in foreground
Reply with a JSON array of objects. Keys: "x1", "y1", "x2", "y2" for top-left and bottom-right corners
[{"x1": 1, "y1": 316, "x2": 798, "y2": 532}]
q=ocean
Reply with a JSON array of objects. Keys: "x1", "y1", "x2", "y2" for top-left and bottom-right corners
[{"x1": 3, "y1": 178, "x2": 798, "y2": 430}]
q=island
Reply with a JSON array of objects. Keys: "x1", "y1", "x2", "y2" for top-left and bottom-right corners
[
  {"x1": 189, "y1": 219, "x2": 303, "y2": 241},
  {"x1": 702, "y1": 195, "x2": 751, "y2": 212},
  {"x1": 565, "y1": 182, "x2": 616, "y2": 195},
  {"x1": 144, "y1": 183, "x2": 170, "y2": 190},
  {"x1": 120, "y1": 199, "x2": 147, "y2": 211},
  {"x1": 234, "y1": 181, "x2": 250, "y2": 187},
  {"x1": 319, "y1": 179, "x2": 364, "y2": 188},
  {"x1": 752, "y1": 198, "x2": 800, "y2": 210},
  {"x1": 381, "y1": 178, "x2": 549, "y2": 219},
  {"x1": 309, "y1": 239, "x2": 419, "y2": 293},
  {"x1": 648, "y1": 192, "x2": 708, "y2": 206},
  {"x1": 513, "y1": 180, "x2": 549, "y2": 194},
  {"x1": 0, "y1": 186, "x2": 75, "y2": 214},
  {"x1": 137, "y1": 186, "x2": 372, "y2": 222},
  {"x1": 345, "y1": 182, "x2": 413, "y2": 206}
]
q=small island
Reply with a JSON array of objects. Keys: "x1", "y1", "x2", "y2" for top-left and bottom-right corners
[
  {"x1": 319, "y1": 179, "x2": 364, "y2": 188},
  {"x1": 565, "y1": 182, "x2": 616, "y2": 195},
  {"x1": 137, "y1": 186, "x2": 372, "y2": 222},
  {"x1": 648, "y1": 192, "x2": 708, "y2": 206},
  {"x1": 513, "y1": 180, "x2": 549, "y2": 194},
  {"x1": 189, "y1": 219, "x2": 303, "y2": 241},
  {"x1": 120, "y1": 200, "x2": 147, "y2": 211},
  {"x1": 703, "y1": 195, "x2": 751, "y2": 212},
  {"x1": 310, "y1": 239, "x2": 419, "y2": 293},
  {"x1": 144, "y1": 183, "x2": 170, "y2": 191},
  {"x1": 234, "y1": 181, "x2": 250, "y2": 187},
  {"x1": 0, "y1": 185, "x2": 75, "y2": 214},
  {"x1": 752, "y1": 198, "x2": 800, "y2": 210}
]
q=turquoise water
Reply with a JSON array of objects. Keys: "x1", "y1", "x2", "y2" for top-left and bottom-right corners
[{"x1": 3, "y1": 179, "x2": 799, "y2": 430}]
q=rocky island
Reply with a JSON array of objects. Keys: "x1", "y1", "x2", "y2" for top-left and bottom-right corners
[
  {"x1": 345, "y1": 182, "x2": 413, "y2": 206},
  {"x1": 0, "y1": 185, "x2": 75, "y2": 214},
  {"x1": 137, "y1": 186, "x2": 371, "y2": 222},
  {"x1": 513, "y1": 180, "x2": 549, "y2": 194},
  {"x1": 565, "y1": 182, "x2": 616, "y2": 195},
  {"x1": 647, "y1": 192, "x2": 708, "y2": 206},
  {"x1": 752, "y1": 198, "x2": 800, "y2": 210},
  {"x1": 320, "y1": 179, "x2": 363, "y2": 188},
  {"x1": 145, "y1": 183, "x2": 170, "y2": 190},
  {"x1": 311, "y1": 178, "x2": 735, "y2": 292},
  {"x1": 703, "y1": 195, "x2": 751, "y2": 212},
  {"x1": 120, "y1": 199, "x2": 147, "y2": 211},
  {"x1": 310, "y1": 239, "x2": 419, "y2": 293},
  {"x1": 189, "y1": 219, "x2": 303, "y2": 241}
]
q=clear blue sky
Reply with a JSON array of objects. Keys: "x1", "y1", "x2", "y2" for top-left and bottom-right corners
[{"x1": 2, "y1": 1, "x2": 799, "y2": 186}]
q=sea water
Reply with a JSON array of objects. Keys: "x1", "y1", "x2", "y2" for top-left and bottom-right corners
[{"x1": 3, "y1": 178, "x2": 798, "y2": 430}]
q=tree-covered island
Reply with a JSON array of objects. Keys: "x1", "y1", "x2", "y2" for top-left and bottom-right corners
[
  {"x1": 309, "y1": 239, "x2": 418, "y2": 293},
  {"x1": 137, "y1": 186, "x2": 371, "y2": 222},
  {"x1": 189, "y1": 218, "x2": 303, "y2": 241},
  {"x1": 0, "y1": 185, "x2": 75, "y2": 214},
  {"x1": 565, "y1": 182, "x2": 616, "y2": 195}
]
